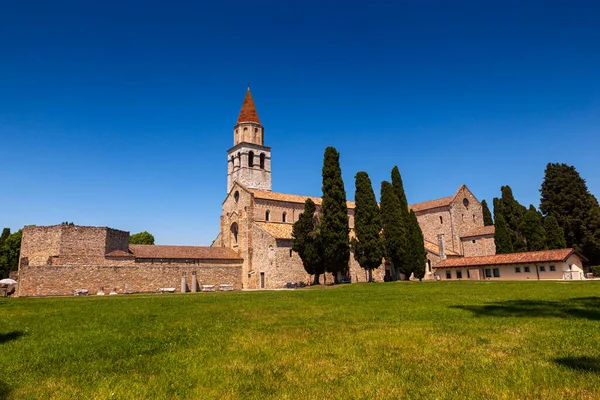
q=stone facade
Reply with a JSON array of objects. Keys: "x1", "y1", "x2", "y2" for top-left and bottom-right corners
[{"x1": 17, "y1": 225, "x2": 242, "y2": 297}]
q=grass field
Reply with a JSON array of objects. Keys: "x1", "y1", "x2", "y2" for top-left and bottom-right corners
[{"x1": 1, "y1": 281, "x2": 599, "y2": 399}]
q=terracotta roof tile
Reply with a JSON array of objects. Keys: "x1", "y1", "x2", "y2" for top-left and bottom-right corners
[
  {"x1": 436, "y1": 248, "x2": 577, "y2": 268},
  {"x1": 237, "y1": 88, "x2": 261, "y2": 124},
  {"x1": 129, "y1": 245, "x2": 242, "y2": 261},
  {"x1": 409, "y1": 196, "x2": 454, "y2": 212},
  {"x1": 105, "y1": 249, "x2": 135, "y2": 258},
  {"x1": 423, "y1": 240, "x2": 460, "y2": 256},
  {"x1": 461, "y1": 225, "x2": 495, "y2": 238},
  {"x1": 255, "y1": 222, "x2": 356, "y2": 240},
  {"x1": 251, "y1": 190, "x2": 356, "y2": 209}
]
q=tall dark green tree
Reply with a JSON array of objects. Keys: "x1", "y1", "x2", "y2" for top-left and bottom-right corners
[
  {"x1": 481, "y1": 200, "x2": 494, "y2": 226},
  {"x1": 540, "y1": 163, "x2": 600, "y2": 264},
  {"x1": 493, "y1": 186, "x2": 527, "y2": 252},
  {"x1": 352, "y1": 172, "x2": 383, "y2": 282},
  {"x1": 520, "y1": 205, "x2": 547, "y2": 251},
  {"x1": 292, "y1": 199, "x2": 325, "y2": 284},
  {"x1": 407, "y1": 210, "x2": 426, "y2": 280},
  {"x1": 320, "y1": 147, "x2": 350, "y2": 283},
  {"x1": 380, "y1": 181, "x2": 405, "y2": 281},
  {"x1": 494, "y1": 214, "x2": 514, "y2": 254},
  {"x1": 390, "y1": 166, "x2": 413, "y2": 279},
  {"x1": 129, "y1": 231, "x2": 155, "y2": 245},
  {"x1": 544, "y1": 215, "x2": 567, "y2": 250},
  {"x1": 0, "y1": 228, "x2": 10, "y2": 248}
]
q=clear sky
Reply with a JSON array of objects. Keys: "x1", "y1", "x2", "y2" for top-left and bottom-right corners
[{"x1": 1, "y1": 1, "x2": 599, "y2": 245}]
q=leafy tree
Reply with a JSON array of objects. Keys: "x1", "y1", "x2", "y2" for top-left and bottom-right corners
[
  {"x1": 352, "y1": 172, "x2": 383, "y2": 282},
  {"x1": 493, "y1": 186, "x2": 527, "y2": 252},
  {"x1": 129, "y1": 231, "x2": 155, "y2": 245},
  {"x1": 0, "y1": 228, "x2": 10, "y2": 248},
  {"x1": 481, "y1": 200, "x2": 494, "y2": 226},
  {"x1": 407, "y1": 209, "x2": 426, "y2": 280},
  {"x1": 292, "y1": 199, "x2": 325, "y2": 284},
  {"x1": 380, "y1": 181, "x2": 405, "y2": 281},
  {"x1": 494, "y1": 214, "x2": 514, "y2": 254},
  {"x1": 320, "y1": 147, "x2": 350, "y2": 283},
  {"x1": 0, "y1": 230, "x2": 22, "y2": 278},
  {"x1": 520, "y1": 205, "x2": 547, "y2": 251},
  {"x1": 544, "y1": 215, "x2": 567, "y2": 250},
  {"x1": 540, "y1": 163, "x2": 600, "y2": 265}
]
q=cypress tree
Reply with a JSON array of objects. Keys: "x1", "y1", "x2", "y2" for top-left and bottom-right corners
[
  {"x1": 520, "y1": 205, "x2": 547, "y2": 251},
  {"x1": 292, "y1": 199, "x2": 325, "y2": 284},
  {"x1": 494, "y1": 214, "x2": 514, "y2": 254},
  {"x1": 544, "y1": 215, "x2": 567, "y2": 250},
  {"x1": 481, "y1": 200, "x2": 494, "y2": 226},
  {"x1": 407, "y1": 210, "x2": 426, "y2": 280},
  {"x1": 390, "y1": 166, "x2": 412, "y2": 279},
  {"x1": 380, "y1": 181, "x2": 405, "y2": 281},
  {"x1": 352, "y1": 172, "x2": 383, "y2": 282},
  {"x1": 493, "y1": 186, "x2": 527, "y2": 252},
  {"x1": 320, "y1": 147, "x2": 350, "y2": 283},
  {"x1": 0, "y1": 228, "x2": 10, "y2": 248},
  {"x1": 540, "y1": 163, "x2": 600, "y2": 264}
]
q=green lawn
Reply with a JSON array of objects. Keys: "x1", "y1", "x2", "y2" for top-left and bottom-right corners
[{"x1": 1, "y1": 281, "x2": 599, "y2": 399}]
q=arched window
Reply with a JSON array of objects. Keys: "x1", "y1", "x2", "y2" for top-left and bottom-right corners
[
  {"x1": 289, "y1": 249, "x2": 293, "y2": 257},
  {"x1": 265, "y1": 210, "x2": 270, "y2": 221},
  {"x1": 463, "y1": 198, "x2": 469, "y2": 208},
  {"x1": 282, "y1": 212, "x2": 287, "y2": 223},
  {"x1": 440, "y1": 216, "x2": 443, "y2": 224},
  {"x1": 230, "y1": 223, "x2": 239, "y2": 245},
  {"x1": 260, "y1": 153, "x2": 265, "y2": 169},
  {"x1": 248, "y1": 151, "x2": 254, "y2": 167},
  {"x1": 234, "y1": 191, "x2": 239, "y2": 202}
]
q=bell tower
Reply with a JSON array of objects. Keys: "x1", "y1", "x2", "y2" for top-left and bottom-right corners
[{"x1": 227, "y1": 87, "x2": 272, "y2": 193}]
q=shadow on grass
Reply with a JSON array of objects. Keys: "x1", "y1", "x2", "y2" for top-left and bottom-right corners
[
  {"x1": 0, "y1": 331, "x2": 24, "y2": 344},
  {"x1": 0, "y1": 380, "x2": 10, "y2": 400},
  {"x1": 451, "y1": 297, "x2": 600, "y2": 321},
  {"x1": 555, "y1": 356, "x2": 600, "y2": 373}
]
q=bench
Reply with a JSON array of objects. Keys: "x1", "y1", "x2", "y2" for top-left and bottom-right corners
[
  {"x1": 202, "y1": 285, "x2": 215, "y2": 292},
  {"x1": 74, "y1": 289, "x2": 89, "y2": 296},
  {"x1": 160, "y1": 287, "x2": 176, "y2": 293},
  {"x1": 220, "y1": 284, "x2": 234, "y2": 291}
]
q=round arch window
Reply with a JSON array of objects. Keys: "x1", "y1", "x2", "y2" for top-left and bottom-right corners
[
  {"x1": 463, "y1": 198, "x2": 469, "y2": 208},
  {"x1": 234, "y1": 191, "x2": 239, "y2": 202}
]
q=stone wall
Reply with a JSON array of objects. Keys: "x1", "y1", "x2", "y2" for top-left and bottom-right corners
[
  {"x1": 415, "y1": 207, "x2": 454, "y2": 251},
  {"x1": 17, "y1": 261, "x2": 242, "y2": 297},
  {"x1": 461, "y1": 235, "x2": 496, "y2": 257}
]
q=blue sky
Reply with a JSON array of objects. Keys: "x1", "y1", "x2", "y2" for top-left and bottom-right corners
[{"x1": 1, "y1": 1, "x2": 599, "y2": 245}]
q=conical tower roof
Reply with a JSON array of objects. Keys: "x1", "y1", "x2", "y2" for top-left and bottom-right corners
[{"x1": 237, "y1": 87, "x2": 261, "y2": 124}]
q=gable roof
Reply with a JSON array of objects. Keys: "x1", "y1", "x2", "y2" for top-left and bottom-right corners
[
  {"x1": 129, "y1": 245, "x2": 242, "y2": 261},
  {"x1": 423, "y1": 240, "x2": 460, "y2": 257},
  {"x1": 255, "y1": 222, "x2": 357, "y2": 241},
  {"x1": 409, "y1": 184, "x2": 477, "y2": 213},
  {"x1": 252, "y1": 189, "x2": 356, "y2": 209},
  {"x1": 435, "y1": 248, "x2": 583, "y2": 268},
  {"x1": 237, "y1": 87, "x2": 261, "y2": 124},
  {"x1": 461, "y1": 225, "x2": 495, "y2": 238}
]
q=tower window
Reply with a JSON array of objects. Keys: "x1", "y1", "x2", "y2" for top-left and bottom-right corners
[
  {"x1": 265, "y1": 210, "x2": 270, "y2": 221},
  {"x1": 440, "y1": 216, "x2": 443, "y2": 224},
  {"x1": 260, "y1": 153, "x2": 265, "y2": 169},
  {"x1": 248, "y1": 151, "x2": 254, "y2": 167},
  {"x1": 282, "y1": 212, "x2": 287, "y2": 223},
  {"x1": 243, "y1": 127, "x2": 248, "y2": 132}
]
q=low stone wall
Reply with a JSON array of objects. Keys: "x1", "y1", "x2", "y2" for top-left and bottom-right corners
[{"x1": 17, "y1": 263, "x2": 242, "y2": 297}]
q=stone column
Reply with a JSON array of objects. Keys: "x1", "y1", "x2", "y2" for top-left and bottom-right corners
[
  {"x1": 181, "y1": 273, "x2": 186, "y2": 293},
  {"x1": 191, "y1": 272, "x2": 198, "y2": 292}
]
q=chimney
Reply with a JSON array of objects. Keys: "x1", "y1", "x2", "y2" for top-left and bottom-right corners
[{"x1": 438, "y1": 233, "x2": 446, "y2": 260}]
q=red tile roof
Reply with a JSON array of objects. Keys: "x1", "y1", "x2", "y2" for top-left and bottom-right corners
[
  {"x1": 129, "y1": 245, "x2": 242, "y2": 261},
  {"x1": 409, "y1": 196, "x2": 454, "y2": 212},
  {"x1": 105, "y1": 249, "x2": 135, "y2": 258},
  {"x1": 252, "y1": 190, "x2": 356, "y2": 209},
  {"x1": 237, "y1": 87, "x2": 261, "y2": 124},
  {"x1": 461, "y1": 225, "x2": 495, "y2": 238},
  {"x1": 423, "y1": 240, "x2": 460, "y2": 256},
  {"x1": 436, "y1": 248, "x2": 578, "y2": 268}
]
